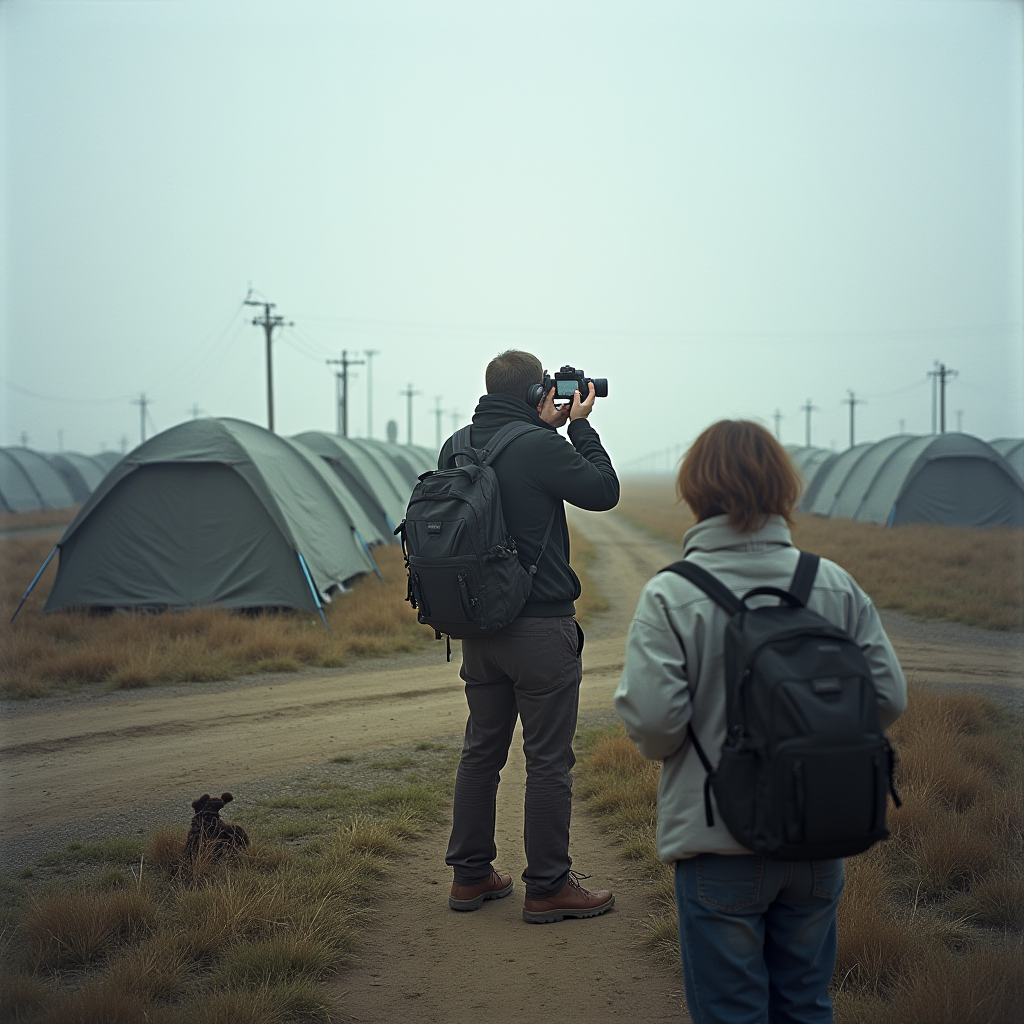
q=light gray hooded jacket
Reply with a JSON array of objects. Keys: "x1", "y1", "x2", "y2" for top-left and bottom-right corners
[{"x1": 613, "y1": 514, "x2": 907, "y2": 863}]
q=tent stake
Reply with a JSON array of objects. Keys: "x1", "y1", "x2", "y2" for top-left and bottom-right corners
[
  {"x1": 10, "y1": 545, "x2": 58, "y2": 623},
  {"x1": 297, "y1": 551, "x2": 329, "y2": 630}
]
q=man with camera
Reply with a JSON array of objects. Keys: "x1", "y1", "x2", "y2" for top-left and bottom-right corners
[{"x1": 440, "y1": 350, "x2": 619, "y2": 924}]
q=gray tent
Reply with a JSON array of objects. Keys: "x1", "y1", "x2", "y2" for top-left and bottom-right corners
[
  {"x1": 990, "y1": 439, "x2": 1024, "y2": 483},
  {"x1": 43, "y1": 418, "x2": 378, "y2": 615},
  {"x1": 93, "y1": 451, "x2": 123, "y2": 471},
  {"x1": 803, "y1": 434, "x2": 1024, "y2": 528},
  {"x1": 342, "y1": 439, "x2": 418, "y2": 503},
  {"x1": 291, "y1": 431, "x2": 405, "y2": 538},
  {"x1": 0, "y1": 447, "x2": 76, "y2": 512},
  {"x1": 47, "y1": 453, "x2": 110, "y2": 504},
  {"x1": 785, "y1": 446, "x2": 839, "y2": 508}
]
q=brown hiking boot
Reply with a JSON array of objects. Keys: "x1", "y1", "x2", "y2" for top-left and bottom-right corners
[
  {"x1": 448, "y1": 870, "x2": 514, "y2": 911},
  {"x1": 522, "y1": 872, "x2": 615, "y2": 924}
]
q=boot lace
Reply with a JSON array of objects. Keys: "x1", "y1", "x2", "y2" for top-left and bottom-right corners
[{"x1": 567, "y1": 870, "x2": 592, "y2": 892}]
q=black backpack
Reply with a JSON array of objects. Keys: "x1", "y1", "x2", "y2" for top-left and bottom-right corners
[
  {"x1": 662, "y1": 553, "x2": 900, "y2": 860},
  {"x1": 395, "y1": 423, "x2": 555, "y2": 651}
]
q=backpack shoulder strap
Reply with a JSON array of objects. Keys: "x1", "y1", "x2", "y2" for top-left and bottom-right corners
[
  {"x1": 789, "y1": 551, "x2": 820, "y2": 606},
  {"x1": 479, "y1": 421, "x2": 545, "y2": 465},
  {"x1": 447, "y1": 425, "x2": 477, "y2": 468},
  {"x1": 661, "y1": 561, "x2": 744, "y2": 616}
]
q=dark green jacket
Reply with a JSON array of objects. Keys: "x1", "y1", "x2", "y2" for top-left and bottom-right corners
[{"x1": 437, "y1": 393, "x2": 619, "y2": 617}]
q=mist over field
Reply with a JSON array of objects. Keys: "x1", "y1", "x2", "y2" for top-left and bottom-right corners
[{"x1": 2, "y1": 0, "x2": 1021, "y2": 463}]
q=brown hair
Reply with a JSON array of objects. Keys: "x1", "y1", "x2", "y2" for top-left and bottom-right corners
[
  {"x1": 485, "y1": 350, "x2": 543, "y2": 404},
  {"x1": 676, "y1": 420, "x2": 803, "y2": 532}
]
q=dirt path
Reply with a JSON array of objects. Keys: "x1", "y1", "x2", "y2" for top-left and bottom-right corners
[{"x1": 1, "y1": 511, "x2": 1021, "y2": 1022}]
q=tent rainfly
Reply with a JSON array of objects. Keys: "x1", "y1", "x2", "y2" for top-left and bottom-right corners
[
  {"x1": 39, "y1": 418, "x2": 380, "y2": 618},
  {"x1": 990, "y1": 439, "x2": 1024, "y2": 484},
  {"x1": 0, "y1": 448, "x2": 77, "y2": 512},
  {"x1": 291, "y1": 432, "x2": 407, "y2": 536},
  {"x1": 793, "y1": 434, "x2": 1024, "y2": 528}
]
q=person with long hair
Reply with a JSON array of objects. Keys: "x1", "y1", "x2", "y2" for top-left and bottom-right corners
[{"x1": 614, "y1": 420, "x2": 906, "y2": 1024}]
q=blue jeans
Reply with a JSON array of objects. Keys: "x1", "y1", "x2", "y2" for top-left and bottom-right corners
[{"x1": 674, "y1": 854, "x2": 844, "y2": 1024}]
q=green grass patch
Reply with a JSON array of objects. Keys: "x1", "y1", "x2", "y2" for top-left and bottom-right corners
[
  {"x1": 575, "y1": 691, "x2": 1024, "y2": 1022},
  {"x1": 329, "y1": 754, "x2": 355, "y2": 763},
  {"x1": 2, "y1": 746, "x2": 459, "y2": 1023},
  {"x1": 36, "y1": 836, "x2": 143, "y2": 868}
]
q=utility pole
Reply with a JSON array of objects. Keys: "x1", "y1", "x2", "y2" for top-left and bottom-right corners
[
  {"x1": 799, "y1": 399, "x2": 818, "y2": 448},
  {"x1": 450, "y1": 409, "x2": 462, "y2": 432},
  {"x1": 326, "y1": 350, "x2": 365, "y2": 437},
  {"x1": 841, "y1": 390, "x2": 865, "y2": 448},
  {"x1": 399, "y1": 384, "x2": 422, "y2": 445},
  {"x1": 244, "y1": 293, "x2": 293, "y2": 433},
  {"x1": 364, "y1": 349, "x2": 380, "y2": 438},
  {"x1": 927, "y1": 362, "x2": 958, "y2": 434},
  {"x1": 120, "y1": 435, "x2": 128, "y2": 453},
  {"x1": 772, "y1": 409, "x2": 782, "y2": 440},
  {"x1": 188, "y1": 403, "x2": 205, "y2": 419},
  {"x1": 956, "y1": 409, "x2": 963, "y2": 433},
  {"x1": 434, "y1": 396, "x2": 444, "y2": 450},
  {"x1": 899, "y1": 418, "x2": 906, "y2": 435},
  {"x1": 131, "y1": 393, "x2": 150, "y2": 444},
  {"x1": 19, "y1": 431, "x2": 28, "y2": 447}
]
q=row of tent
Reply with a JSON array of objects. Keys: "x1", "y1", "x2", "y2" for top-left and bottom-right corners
[
  {"x1": 787, "y1": 434, "x2": 1024, "y2": 528},
  {"x1": 8, "y1": 419, "x2": 438, "y2": 616},
  {"x1": 0, "y1": 448, "x2": 122, "y2": 512}
]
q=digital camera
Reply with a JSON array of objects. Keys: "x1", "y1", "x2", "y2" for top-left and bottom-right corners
[{"x1": 527, "y1": 366, "x2": 609, "y2": 407}]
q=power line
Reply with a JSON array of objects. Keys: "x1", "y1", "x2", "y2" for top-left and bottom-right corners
[
  {"x1": 364, "y1": 349, "x2": 380, "y2": 439},
  {"x1": 927, "y1": 362, "x2": 958, "y2": 434},
  {"x1": 130, "y1": 393, "x2": 151, "y2": 444},
  {"x1": 325, "y1": 350, "x2": 365, "y2": 437},
  {"x1": 841, "y1": 390, "x2": 866, "y2": 448},
  {"x1": 799, "y1": 399, "x2": 818, "y2": 448},
  {"x1": 399, "y1": 384, "x2": 422, "y2": 445},
  {"x1": 244, "y1": 291, "x2": 293, "y2": 433}
]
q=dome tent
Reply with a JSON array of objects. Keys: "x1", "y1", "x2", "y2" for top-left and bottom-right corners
[
  {"x1": 990, "y1": 439, "x2": 1024, "y2": 483},
  {"x1": 47, "y1": 452, "x2": 110, "y2": 504},
  {"x1": 0, "y1": 447, "x2": 76, "y2": 512},
  {"x1": 291, "y1": 431, "x2": 406, "y2": 539},
  {"x1": 802, "y1": 434, "x2": 1024, "y2": 528},
  {"x1": 42, "y1": 418, "x2": 378, "y2": 616},
  {"x1": 785, "y1": 446, "x2": 839, "y2": 508}
]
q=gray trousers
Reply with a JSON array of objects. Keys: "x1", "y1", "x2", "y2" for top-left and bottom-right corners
[{"x1": 445, "y1": 615, "x2": 583, "y2": 899}]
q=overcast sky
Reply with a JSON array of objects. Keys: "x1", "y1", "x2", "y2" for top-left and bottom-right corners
[{"x1": 2, "y1": 0, "x2": 1021, "y2": 466}]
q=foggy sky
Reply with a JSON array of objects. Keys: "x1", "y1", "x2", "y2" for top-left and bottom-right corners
[{"x1": 2, "y1": 0, "x2": 1021, "y2": 466}]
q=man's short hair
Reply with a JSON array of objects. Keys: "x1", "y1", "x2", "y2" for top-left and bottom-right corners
[
  {"x1": 676, "y1": 420, "x2": 803, "y2": 533},
  {"x1": 485, "y1": 350, "x2": 543, "y2": 404}
]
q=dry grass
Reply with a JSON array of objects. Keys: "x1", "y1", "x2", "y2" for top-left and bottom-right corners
[
  {"x1": 576, "y1": 685, "x2": 1024, "y2": 1023},
  {"x1": 0, "y1": 537, "x2": 434, "y2": 698},
  {"x1": 617, "y1": 477, "x2": 1024, "y2": 631},
  {"x1": 0, "y1": 508, "x2": 78, "y2": 533},
  {"x1": 0, "y1": 517, "x2": 609, "y2": 698},
  {"x1": 1, "y1": 749, "x2": 458, "y2": 1023},
  {"x1": 569, "y1": 522, "x2": 609, "y2": 624}
]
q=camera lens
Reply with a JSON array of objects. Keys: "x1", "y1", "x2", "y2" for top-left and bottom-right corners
[{"x1": 592, "y1": 378, "x2": 608, "y2": 398}]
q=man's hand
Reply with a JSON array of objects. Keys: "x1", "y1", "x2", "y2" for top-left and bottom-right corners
[
  {"x1": 569, "y1": 382, "x2": 596, "y2": 421},
  {"x1": 537, "y1": 387, "x2": 572, "y2": 428}
]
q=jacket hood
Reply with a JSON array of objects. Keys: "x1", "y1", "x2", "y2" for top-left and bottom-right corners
[
  {"x1": 683, "y1": 514, "x2": 793, "y2": 556},
  {"x1": 471, "y1": 393, "x2": 557, "y2": 433}
]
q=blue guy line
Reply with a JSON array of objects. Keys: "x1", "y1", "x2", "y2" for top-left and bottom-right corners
[
  {"x1": 355, "y1": 529, "x2": 384, "y2": 582},
  {"x1": 10, "y1": 545, "x2": 58, "y2": 623},
  {"x1": 297, "y1": 551, "x2": 329, "y2": 630}
]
